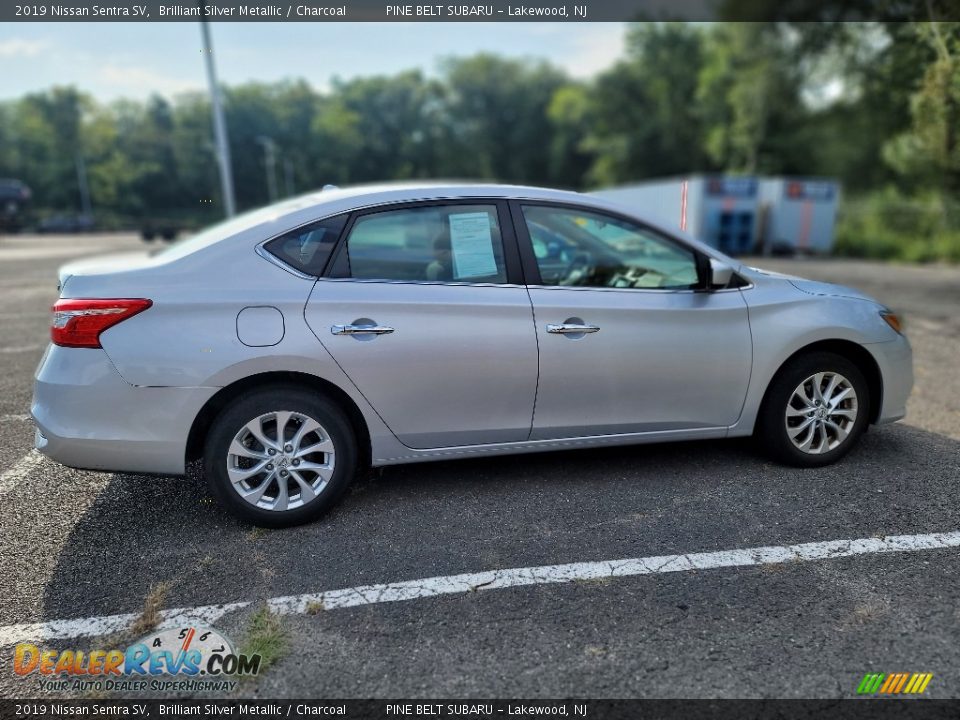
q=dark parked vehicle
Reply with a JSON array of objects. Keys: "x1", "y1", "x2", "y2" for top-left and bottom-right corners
[
  {"x1": 140, "y1": 220, "x2": 180, "y2": 242},
  {"x1": 37, "y1": 214, "x2": 95, "y2": 234},
  {"x1": 0, "y1": 178, "x2": 32, "y2": 232}
]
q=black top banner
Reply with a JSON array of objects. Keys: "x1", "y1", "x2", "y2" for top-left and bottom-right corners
[{"x1": 4, "y1": 0, "x2": 960, "y2": 22}]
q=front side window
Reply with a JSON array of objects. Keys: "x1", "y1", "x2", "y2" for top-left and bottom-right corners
[
  {"x1": 342, "y1": 205, "x2": 507, "y2": 283},
  {"x1": 263, "y1": 214, "x2": 347, "y2": 276},
  {"x1": 522, "y1": 205, "x2": 700, "y2": 290}
]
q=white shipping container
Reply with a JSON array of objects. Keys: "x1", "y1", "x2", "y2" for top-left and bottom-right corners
[
  {"x1": 758, "y1": 178, "x2": 840, "y2": 255},
  {"x1": 592, "y1": 175, "x2": 761, "y2": 255}
]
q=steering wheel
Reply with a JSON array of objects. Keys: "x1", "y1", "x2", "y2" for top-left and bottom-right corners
[
  {"x1": 629, "y1": 267, "x2": 694, "y2": 289},
  {"x1": 560, "y1": 251, "x2": 593, "y2": 286}
]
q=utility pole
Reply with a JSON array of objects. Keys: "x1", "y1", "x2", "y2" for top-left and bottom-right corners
[
  {"x1": 75, "y1": 154, "x2": 92, "y2": 217},
  {"x1": 199, "y1": 5, "x2": 236, "y2": 217},
  {"x1": 256, "y1": 135, "x2": 279, "y2": 203},
  {"x1": 283, "y1": 158, "x2": 295, "y2": 197}
]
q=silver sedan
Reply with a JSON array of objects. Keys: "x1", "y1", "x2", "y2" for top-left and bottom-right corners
[{"x1": 32, "y1": 184, "x2": 913, "y2": 526}]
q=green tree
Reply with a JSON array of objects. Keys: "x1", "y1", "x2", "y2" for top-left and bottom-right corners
[
  {"x1": 328, "y1": 71, "x2": 450, "y2": 183},
  {"x1": 546, "y1": 82, "x2": 594, "y2": 189},
  {"x1": 168, "y1": 91, "x2": 221, "y2": 221},
  {"x1": 697, "y1": 23, "x2": 807, "y2": 175},
  {"x1": 586, "y1": 23, "x2": 710, "y2": 186},
  {"x1": 883, "y1": 22, "x2": 960, "y2": 199},
  {"x1": 7, "y1": 87, "x2": 93, "y2": 213},
  {"x1": 441, "y1": 54, "x2": 569, "y2": 184}
]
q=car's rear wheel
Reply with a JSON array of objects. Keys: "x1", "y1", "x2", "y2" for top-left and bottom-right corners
[
  {"x1": 204, "y1": 387, "x2": 357, "y2": 527},
  {"x1": 756, "y1": 351, "x2": 870, "y2": 467}
]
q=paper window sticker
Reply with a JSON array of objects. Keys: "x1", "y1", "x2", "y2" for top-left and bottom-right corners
[{"x1": 448, "y1": 212, "x2": 498, "y2": 279}]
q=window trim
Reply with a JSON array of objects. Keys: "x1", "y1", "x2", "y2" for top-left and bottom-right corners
[
  {"x1": 324, "y1": 198, "x2": 523, "y2": 286},
  {"x1": 255, "y1": 244, "x2": 316, "y2": 280},
  {"x1": 257, "y1": 213, "x2": 349, "y2": 279},
  {"x1": 509, "y1": 200, "x2": 711, "y2": 292}
]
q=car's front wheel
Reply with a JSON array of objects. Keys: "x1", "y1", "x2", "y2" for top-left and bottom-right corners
[
  {"x1": 204, "y1": 386, "x2": 357, "y2": 527},
  {"x1": 756, "y1": 351, "x2": 870, "y2": 467}
]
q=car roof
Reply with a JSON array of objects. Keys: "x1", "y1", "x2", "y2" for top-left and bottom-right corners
[
  {"x1": 257, "y1": 181, "x2": 659, "y2": 237},
  {"x1": 282, "y1": 181, "x2": 590, "y2": 213}
]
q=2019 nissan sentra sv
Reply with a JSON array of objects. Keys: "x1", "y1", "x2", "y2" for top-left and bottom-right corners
[{"x1": 32, "y1": 183, "x2": 913, "y2": 527}]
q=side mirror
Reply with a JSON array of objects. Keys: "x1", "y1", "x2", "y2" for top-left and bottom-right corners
[{"x1": 709, "y1": 258, "x2": 734, "y2": 289}]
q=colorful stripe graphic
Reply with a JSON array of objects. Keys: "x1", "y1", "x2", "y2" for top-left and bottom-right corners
[{"x1": 857, "y1": 673, "x2": 933, "y2": 695}]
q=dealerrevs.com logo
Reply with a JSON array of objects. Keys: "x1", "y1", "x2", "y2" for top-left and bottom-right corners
[{"x1": 13, "y1": 626, "x2": 260, "y2": 693}]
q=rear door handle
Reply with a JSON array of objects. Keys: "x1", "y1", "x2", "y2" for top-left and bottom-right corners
[
  {"x1": 546, "y1": 323, "x2": 600, "y2": 334},
  {"x1": 331, "y1": 324, "x2": 395, "y2": 336}
]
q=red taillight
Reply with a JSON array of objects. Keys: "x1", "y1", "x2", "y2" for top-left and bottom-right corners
[{"x1": 51, "y1": 298, "x2": 152, "y2": 348}]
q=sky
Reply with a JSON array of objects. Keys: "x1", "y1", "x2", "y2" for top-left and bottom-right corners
[{"x1": 0, "y1": 22, "x2": 627, "y2": 102}]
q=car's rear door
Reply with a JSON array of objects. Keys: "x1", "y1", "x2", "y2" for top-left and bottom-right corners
[
  {"x1": 305, "y1": 199, "x2": 538, "y2": 449},
  {"x1": 512, "y1": 201, "x2": 753, "y2": 440}
]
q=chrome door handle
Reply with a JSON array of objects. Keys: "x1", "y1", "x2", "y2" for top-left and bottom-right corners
[
  {"x1": 546, "y1": 323, "x2": 600, "y2": 334},
  {"x1": 331, "y1": 324, "x2": 395, "y2": 336}
]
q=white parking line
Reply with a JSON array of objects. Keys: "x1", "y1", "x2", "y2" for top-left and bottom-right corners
[
  {"x1": 0, "y1": 245, "x2": 120, "y2": 262},
  {"x1": 0, "y1": 344, "x2": 44, "y2": 354},
  {"x1": 0, "y1": 449, "x2": 45, "y2": 497},
  {"x1": 1, "y1": 529, "x2": 958, "y2": 647},
  {"x1": 0, "y1": 311, "x2": 50, "y2": 319}
]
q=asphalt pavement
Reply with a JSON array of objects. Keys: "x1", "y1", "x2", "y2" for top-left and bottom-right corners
[{"x1": 0, "y1": 234, "x2": 957, "y2": 699}]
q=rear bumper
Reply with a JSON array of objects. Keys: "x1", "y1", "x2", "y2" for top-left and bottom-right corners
[
  {"x1": 31, "y1": 345, "x2": 216, "y2": 475},
  {"x1": 867, "y1": 334, "x2": 913, "y2": 425}
]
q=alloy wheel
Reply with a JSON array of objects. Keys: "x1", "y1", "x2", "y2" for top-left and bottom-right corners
[
  {"x1": 226, "y1": 410, "x2": 335, "y2": 511},
  {"x1": 784, "y1": 372, "x2": 859, "y2": 455}
]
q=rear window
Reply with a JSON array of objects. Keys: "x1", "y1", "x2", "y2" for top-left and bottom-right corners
[
  {"x1": 156, "y1": 194, "x2": 336, "y2": 263},
  {"x1": 263, "y1": 215, "x2": 347, "y2": 276}
]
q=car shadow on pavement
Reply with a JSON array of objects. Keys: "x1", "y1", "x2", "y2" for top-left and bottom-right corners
[{"x1": 40, "y1": 422, "x2": 960, "y2": 626}]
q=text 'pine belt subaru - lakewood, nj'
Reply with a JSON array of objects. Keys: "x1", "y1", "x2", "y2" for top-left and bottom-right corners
[{"x1": 32, "y1": 183, "x2": 912, "y2": 527}]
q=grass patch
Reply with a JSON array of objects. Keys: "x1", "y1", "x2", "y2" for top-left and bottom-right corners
[
  {"x1": 305, "y1": 600, "x2": 326, "y2": 615},
  {"x1": 572, "y1": 576, "x2": 612, "y2": 586},
  {"x1": 848, "y1": 599, "x2": 890, "y2": 626},
  {"x1": 240, "y1": 605, "x2": 289, "y2": 675},
  {"x1": 129, "y1": 582, "x2": 170, "y2": 637}
]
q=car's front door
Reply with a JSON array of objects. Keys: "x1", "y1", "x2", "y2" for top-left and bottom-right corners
[
  {"x1": 305, "y1": 200, "x2": 538, "y2": 449},
  {"x1": 514, "y1": 202, "x2": 752, "y2": 440}
]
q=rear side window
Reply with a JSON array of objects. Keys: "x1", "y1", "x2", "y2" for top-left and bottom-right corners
[
  {"x1": 263, "y1": 214, "x2": 347, "y2": 276},
  {"x1": 339, "y1": 205, "x2": 507, "y2": 283}
]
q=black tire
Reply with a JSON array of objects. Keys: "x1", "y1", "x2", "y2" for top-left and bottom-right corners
[
  {"x1": 203, "y1": 386, "x2": 357, "y2": 527},
  {"x1": 755, "y1": 351, "x2": 870, "y2": 468}
]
